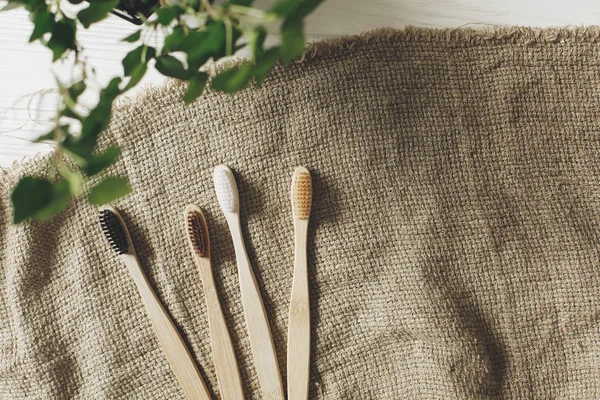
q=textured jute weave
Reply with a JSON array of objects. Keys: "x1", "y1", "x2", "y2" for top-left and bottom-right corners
[{"x1": 3, "y1": 27, "x2": 600, "y2": 399}]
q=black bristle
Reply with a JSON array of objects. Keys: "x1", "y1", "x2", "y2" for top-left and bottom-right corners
[{"x1": 100, "y1": 209, "x2": 130, "y2": 255}]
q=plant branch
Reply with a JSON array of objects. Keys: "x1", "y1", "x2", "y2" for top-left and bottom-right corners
[{"x1": 7, "y1": 0, "x2": 323, "y2": 223}]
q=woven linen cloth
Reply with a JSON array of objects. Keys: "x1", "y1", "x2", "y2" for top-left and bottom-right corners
[{"x1": 3, "y1": 27, "x2": 600, "y2": 399}]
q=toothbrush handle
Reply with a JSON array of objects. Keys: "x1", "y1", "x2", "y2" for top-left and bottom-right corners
[
  {"x1": 228, "y1": 217, "x2": 285, "y2": 400},
  {"x1": 122, "y1": 255, "x2": 211, "y2": 400},
  {"x1": 195, "y1": 255, "x2": 245, "y2": 400},
  {"x1": 287, "y1": 220, "x2": 311, "y2": 400}
]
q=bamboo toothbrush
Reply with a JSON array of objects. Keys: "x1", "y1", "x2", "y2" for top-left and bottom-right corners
[
  {"x1": 99, "y1": 206, "x2": 211, "y2": 400},
  {"x1": 184, "y1": 204, "x2": 245, "y2": 400},
  {"x1": 287, "y1": 167, "x2": 312, "y2": 400},
  {"x1": 213, "y1": 165, "x2": 285, "y2": 400}
]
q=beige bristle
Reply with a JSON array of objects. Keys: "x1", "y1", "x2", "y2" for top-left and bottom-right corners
[
  {"x1": 186, "y1": 207, "x2": 210, "y2": 258},
  {"x1": 292, "y1": 168, "x2": 312, "y2": 220}
]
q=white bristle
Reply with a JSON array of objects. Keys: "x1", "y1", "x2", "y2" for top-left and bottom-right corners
[{"x1": 213, "y1": 165, "x2": 239, "y2": 213}]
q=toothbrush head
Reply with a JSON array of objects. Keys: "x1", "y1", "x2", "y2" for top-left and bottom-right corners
[
  {"x1": 99, "y1": 206, "x2": 131, "y2": 255},
  {"x1": 213, "y1": 165, "x2": 239, "y2": 214},
  {"x1": 291, "y1": 167, "x2": 312, "y2": 220},
  {"x1": 185, "y1": 204, "x2": 210, "y2": 258}
]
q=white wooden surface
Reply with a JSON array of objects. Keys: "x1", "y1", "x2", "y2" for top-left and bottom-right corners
[{"x1": 2, "y1": 0, "x2": 600, "y2": 167}]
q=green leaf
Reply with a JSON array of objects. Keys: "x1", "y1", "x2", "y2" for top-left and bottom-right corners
[
  {"x1": 155, "y1": 55, "x2": 189, "y2": 80},
  {"x1": 61, "y1": 107, "x2": 83, "y2": 121},
  {"x1": 88, "y1": 176, "x2": 132, "y2": 205},
  {"x1": 47, "y1": 18, "x2": 76, "y2": 62},
  {"x1": 123, "y1": 63, "x2": 147, "y2": 91},
  {"x1": 24, "y1": 0, "x2": 45, "y2": 12},
  {"x1": 211, "y1": 64, "x2": 253, "y2": 93},
  {"x1": 177, "y1": 30, "x2": 206, "y2": 54},
  {"x1": 121, "y1": 30, "x2": 141, "y2": 42},
  {"x1": 34, "y1": 179, "x2": 72, "y2": 221},
  {"x1": 68, "y1": 0, "x2": 85, "y2": 4},
  {"x1": 34, "y1": 125, "x2": 68, "y2": 143},
  {"x1": 29, "y1": 11, "x2": 54, "y2": 42},
  {"x1": 292, "y1": 0, "x2": 324, "y2": 20},
  {"x1": 122, "y1": 45, "x2": 154, "y2": 76},
  {"x1": 78, "y1": 0, "x2": 119, "y2": 28},
  {"x1": 248, "y1": 27, "x2": 266, "y2": 60},
  {"x1": 280, "y1": 19, "x2": 304, "y2": 64},
  {"x1": 99, "y1": 76, "x2": 122, "y2": 103},
  {"x1": 270, "y1": 0, "x2": 300, "y2": 17},
  {"x1": 80, "y1": 77, "x2": 121, "y2": 142},
  {"x1": 272, "y1": 0, "x2": 323, "y2": 20},
  {"x1": 11, "y1": 177, "x2": 54, "y2": 223},
  {"x1": 58, "y1": 166, "x2": 84, "y2": 196},
  {"x1": 76, "y1": 80, "x2": 121, "y2": 151},
  {"x1": 253, "y1": 47, "x2": 279, "y2": 86},
  {"x1": 271, "y1": 0, "x2": 323, "y2": 23},
  {"x1": 145, "y1": 47, "x2": 157, "y2": 60},
  {"x1": 80, "y1": 104, "x2": 111, "y2": 143},
  {"x1": 182, "y1": 22, "x2": 226, "y2": 70},
  {"x1": 68, "y1": 81, "x2": 86, "y2": 100},
  {"x1": 84, "y1": 146, "x2": 121, "y2": 176},
  {"x1": 122, "y1": 46, "x2": 143, "y2": 76},
  {"x1": 155, "y1": 6, "x2": 178, "y2": 25},
  {"x1": 34, "y1": 131, "x2": 56, "y2": 143},
  {"x1": 188, "y1": 0, "x2": 200, "y2": 11},
  {"x1": 183, "y1": 72, "x2": 208, "y2": 104},
  {"x1": 161, "y1": 26, "x2": 186, "y2": 54},
  {"x1": 63, "y1": 135, "x2": 94, "y2": 166}
]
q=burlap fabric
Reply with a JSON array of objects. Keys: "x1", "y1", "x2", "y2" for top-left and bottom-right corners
[{"x1": 2, "y1": 27, "x2": 600, "y2": 399}]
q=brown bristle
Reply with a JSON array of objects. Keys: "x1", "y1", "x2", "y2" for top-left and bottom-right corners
[
  {"x1": 292, "y1": 169, "x2": 312, "y2": 220},
  {"x1": 187, "y1": 210, "x2": 210, "y2": 258}
]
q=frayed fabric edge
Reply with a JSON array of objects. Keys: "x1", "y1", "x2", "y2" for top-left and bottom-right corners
[{"x1": 4, "y1": 24, "x2": 600, "y2": 182}]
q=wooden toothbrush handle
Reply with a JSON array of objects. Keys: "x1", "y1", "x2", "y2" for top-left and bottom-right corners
[
  {"x1": 122, "y1": 255, "x2": 211, "y2": 400},
  {"x1": 195, "y1": 256, "x2": 245, "y2": 400},
  {"x1": 287, "y1": 220, "x2": 311, "y2": 400},
  {"x1": 228, "y1": 219, "x2": 285, "y2": 400}
]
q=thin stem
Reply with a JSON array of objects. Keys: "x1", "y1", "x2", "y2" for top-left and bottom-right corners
[
  {"x1": 52, "y1": 111, "x2": 63, "y2": 179},
  {"x1": 229, "y1": 5, "x2": 276, "y2": 22},
  {"x1": 224, "y1": 16, "x2": 232, "y2": 56},
  {"x1": 201, "y1": 0, "x2": 218, "y2": 19}
]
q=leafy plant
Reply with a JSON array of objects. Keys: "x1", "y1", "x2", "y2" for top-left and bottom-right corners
[{"x1": 2, "y1": 0, "x2": 323, "y2": 223}]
